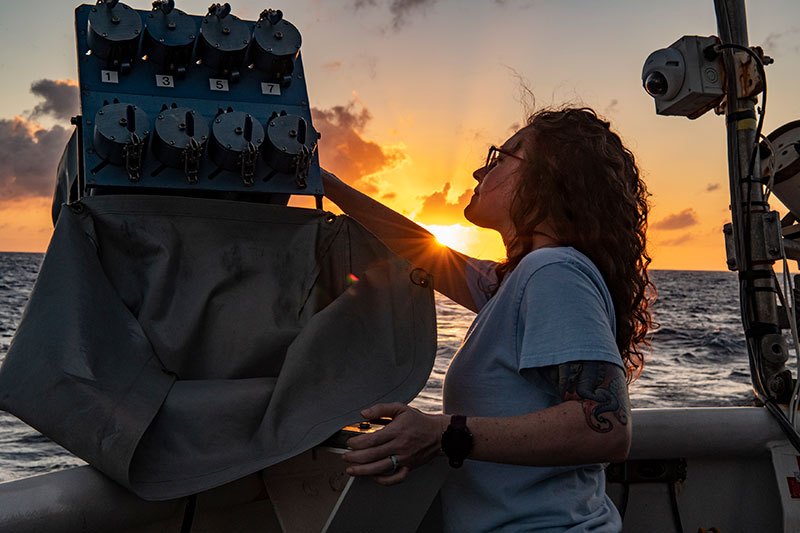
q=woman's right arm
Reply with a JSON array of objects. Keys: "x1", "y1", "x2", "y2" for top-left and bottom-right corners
[{"x1": 322, "y1": 169, "x2": 481, "y2": 312}]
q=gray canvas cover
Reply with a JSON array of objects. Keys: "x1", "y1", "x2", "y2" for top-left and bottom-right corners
[{"x1": 0, "y1": 195, "x2": 436, "y2": 500}]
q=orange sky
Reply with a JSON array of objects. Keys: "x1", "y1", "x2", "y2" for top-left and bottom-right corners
[{"x1": 2, "y1": 1, "x2": 800, "y2": 272}]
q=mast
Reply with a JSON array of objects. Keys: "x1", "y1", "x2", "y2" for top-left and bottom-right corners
[{"x1": 714, "y1": 0, "x2": 791, "y2": 401}]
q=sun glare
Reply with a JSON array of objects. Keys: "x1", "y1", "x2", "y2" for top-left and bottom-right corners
[{"x1": 423, "y1": 224, "x2": 472, "y2": 251}]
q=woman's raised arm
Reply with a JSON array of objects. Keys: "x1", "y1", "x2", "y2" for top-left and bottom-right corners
[{"x1": 322, "y1": 169, "x2": 483, "y2": 312}]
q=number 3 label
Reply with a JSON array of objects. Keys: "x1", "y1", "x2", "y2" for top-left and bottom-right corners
[
  {"x1": 210, "y1": 78, "x2": 229, "y2": 91},
  {"x1": 156, "y1": 75, "x2": 174, "y2": 88}
]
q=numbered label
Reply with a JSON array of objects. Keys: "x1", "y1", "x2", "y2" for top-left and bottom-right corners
[
  {"x1": 210, "y1": 78, "x2": 229, "y2": 92},
  {"x1": 261, "y1": 83, "x2": 281, "y2": 95},
  {"x1": 101, "y1": 70, "x2": 119, "y2": 84},
  {"x1": 155, "y1": 75, "x2": 174, "y2": 88}
]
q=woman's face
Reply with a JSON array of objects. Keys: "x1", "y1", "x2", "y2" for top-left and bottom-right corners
[{"x1": 463, "y1": 132, "x2": 526, "y2": 239}]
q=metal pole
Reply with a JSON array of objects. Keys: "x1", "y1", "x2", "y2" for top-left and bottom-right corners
[{"x1": 714, "y1": 0, "x2": 790, "y2": 400}]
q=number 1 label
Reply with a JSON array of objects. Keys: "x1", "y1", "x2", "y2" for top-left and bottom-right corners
[
  {"x1": 156, "y1": 75, "x2": 174, "y2": 88},
  {"x1": 101, "y1": 70, "x2": 119, "y2": 83}
]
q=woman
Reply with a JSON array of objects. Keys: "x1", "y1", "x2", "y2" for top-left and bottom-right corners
[{"x1": 323, "y1": 106, "x2": 653, "y2": 531}]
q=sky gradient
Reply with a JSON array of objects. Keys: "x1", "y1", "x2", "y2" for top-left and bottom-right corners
[{"x1": 1, "y1": 0, "x2": 799, "y2": 270}]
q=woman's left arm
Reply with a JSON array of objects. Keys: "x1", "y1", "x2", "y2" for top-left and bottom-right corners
[{"x1": 343, "y1": 360, "x2": 631, "y2": 485}]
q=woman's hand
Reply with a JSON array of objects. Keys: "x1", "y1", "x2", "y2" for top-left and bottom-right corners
[{"x1": 343, "y1": 403, "x2": 447, "y2": 486}]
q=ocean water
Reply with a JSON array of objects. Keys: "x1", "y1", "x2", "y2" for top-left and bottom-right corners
[{"x1": 0, "y1": 252, "x2": 759, "y2": 482}]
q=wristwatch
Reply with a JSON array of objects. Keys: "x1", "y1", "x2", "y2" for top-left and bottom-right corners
[{"x1": 441, "y1": 415, "x2": 473, "y2": 468}]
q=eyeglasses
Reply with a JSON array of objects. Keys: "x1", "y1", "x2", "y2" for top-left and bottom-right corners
[{"x1": 485, "y1": 145, "x2": 525, "y2": 170}]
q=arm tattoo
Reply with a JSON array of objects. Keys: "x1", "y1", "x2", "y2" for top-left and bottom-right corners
[{"x1": 546, "y1": 361, "x2": 630, "y2": 434}]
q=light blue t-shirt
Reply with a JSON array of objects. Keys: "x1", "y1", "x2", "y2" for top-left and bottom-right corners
[{"x1": 441, "y1": 247, "x2": 624, "y2": 532}]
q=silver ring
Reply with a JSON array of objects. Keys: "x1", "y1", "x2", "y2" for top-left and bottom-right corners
[{"x1": 388, "y1": 455, "x2": 399, "y2": 474}]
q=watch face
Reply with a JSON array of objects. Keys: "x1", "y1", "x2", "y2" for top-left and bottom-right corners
[{"x1": 442, "y1": 426, "x2": 473, "y2": 467}]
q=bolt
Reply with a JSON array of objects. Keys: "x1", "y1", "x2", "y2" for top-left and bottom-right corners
[
  {"x1": 170, "y1": 140, "x2": 175, "y2": 145},
  {"x1": 235, "y1": 126, "x2": 243, "y2": 134},
  {"x1": 168, "y1": 22, "x2": 176, "y2": 30},
  {"x1": 222, "y1": 26, "x2": 230, "y2": 35},
  {"x1": 119, "y1": 118, "x2": 128, "y2": 126},
  {"x1": 110, "y1": 135, "x2": 116, "y2": 140},
  {"x1": 135, "y1": 30, "x2": 140, "y2": 35},
  {"x1": 160, "y1": 38, "x2": 165, "y2": 43},
  {"x1": 288, "y1": 129, "x2": 297, "y2": 137},
  {"x1": 274, "y1": 31, "x2": 283, "y2": 39},
  {"x1": 178, "y1": 123, "x2": 186, "y2": 130},
  {"x1": 111, "y1": 15, "x2": 120, "y2": 24}
]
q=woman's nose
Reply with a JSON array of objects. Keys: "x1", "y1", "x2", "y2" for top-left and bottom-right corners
[{"x1": 473, "y1": 166, "x2": 486, "y2": 182}]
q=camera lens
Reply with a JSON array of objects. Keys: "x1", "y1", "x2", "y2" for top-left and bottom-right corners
[{"x1": 644, "y1": 72, "x2": 669, "y2": 97}]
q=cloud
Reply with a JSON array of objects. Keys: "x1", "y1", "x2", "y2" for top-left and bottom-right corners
[
  {"x1": 323, "y1": 61, "x2": 342, "y2": 71},
  {"x1": 706, "y1": 183, "x2": 720, "y2": 192},
  {"x1": 763, "y1": 27, "x2": 800, "y2": 55},
  {"x1": 414, "y1": 182, "x2": 472, "y2": 225},
  {"x1": 652, "y1": 208, "x2": 699, "y2": 230},
  {"x1": 658, "y1": 233, "x2": 693, "y2": 247},
  {"x1": 604, "y1": 99, "x2": 618, "y2": 115},
  {"x1": 0, "y1": 117, "x2": 71, "y2": 200},
  {"x1": 28, "y1": 79, "x2": 79, "y2": 121},
  {"x1": 312, "y1": 100, "x2": 405, "y2": 192},
  {"x1": 0, "y1": 79, "x2": 78, "y2": 201},
  {"x1": 353, "y1": 0, "x2": 437, "y2": 30}
]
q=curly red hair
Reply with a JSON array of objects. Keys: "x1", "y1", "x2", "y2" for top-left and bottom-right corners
[{"x1": 495, "y1": 106, "x2": 655, "y2": 381}]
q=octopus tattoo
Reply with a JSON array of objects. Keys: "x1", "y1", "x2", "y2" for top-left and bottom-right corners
[{"x1": 549, "y1": 361, "x2": 630, "y2": 433}]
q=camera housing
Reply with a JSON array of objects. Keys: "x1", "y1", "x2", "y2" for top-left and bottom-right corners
[{"x1": 642, "y1": 35, "x2": 724, "y2": 119}]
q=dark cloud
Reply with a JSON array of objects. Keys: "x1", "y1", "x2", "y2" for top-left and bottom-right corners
[
  {"x1": 354, "y1": 0, "x2": 437, "y2": 30},
  {"x1": 415, "y1": 182, "x2": 471, "y2": 225},
  {"x1": 312, "y1": 100, "x2": 404, "y2": 192},
  {"x1": 605, "y1": 99, "x2": 618, "y2": 115},
  {"x1": 706, "y1": 183, "x2": 720, "y2": 192},
  {"x1": 0, "y1": 117, "x2": 71, "y2": 200},
  {"x1": 29, "y1": 79, "x2": 79, "y2": 121},
  {"x1": 0, "y1": 79, "x2": 78, "y2": 201},
  {"x1": 652, "y1": 208, "x2": 699, "y2": 230},
  {"x1": 659, "y1": 233, "x2": 693, "y2": 247}
]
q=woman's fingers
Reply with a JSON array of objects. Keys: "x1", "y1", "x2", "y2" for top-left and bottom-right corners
[
  {"x1": 346, "y1": 455, "x2": 403, "y2": 477},
  {"x1": 343, "y1": 440, "x2": 396, "y2": 465},
  {"x1": 372, "y1": 466, "x2": 410, "y2": 486},
  {"x1": 360, "y1": 402, "x2": 408, "y2": 420}
]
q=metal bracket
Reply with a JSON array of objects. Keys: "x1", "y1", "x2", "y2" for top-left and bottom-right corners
[
  {"x1": 182, "y1": 137, "x2": 203, "y2": 184},
  {"x1": 123, "y1": 132, "x2": 144, "y2": 182},
  {"x1": 239, "y1": 141, "x2": 258, "y2": 186},
  {"x1": 293, "y1": 144, "x2": 313, "y2": 189}
]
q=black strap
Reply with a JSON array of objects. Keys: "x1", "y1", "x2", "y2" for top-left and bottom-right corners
[
  {"x1": 739, "y1": 270, "x2": 773, "y2": 281},
  {"x1": 726, "y1": 109, "x2": 757, "y2": 125},
  {"x1": 744, "y1": 322, "x2": 780, "y2": 339}
]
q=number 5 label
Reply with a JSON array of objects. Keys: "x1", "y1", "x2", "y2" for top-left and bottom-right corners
[
  {"x1": 156, "y1": 75, "x2": 174, "y2": 88},
  {"x1": 210, "y1": 78, "x2": 229, "y2": 91},
  {"x1": 261, "y1": 83, "x2": 280, "y2": 95}
]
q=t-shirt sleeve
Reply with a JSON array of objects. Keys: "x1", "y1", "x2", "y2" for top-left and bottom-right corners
[
  {"x1": 517, "y1": 260, "x2": 623, "y2": 371},
  {"x1": 465, "y1": 257, "x2": 499, "y2": 311}
]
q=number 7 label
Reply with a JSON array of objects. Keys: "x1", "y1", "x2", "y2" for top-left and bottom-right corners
[{"x1": 261, "y1": 83, "x2": 280, "y2": 95}]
